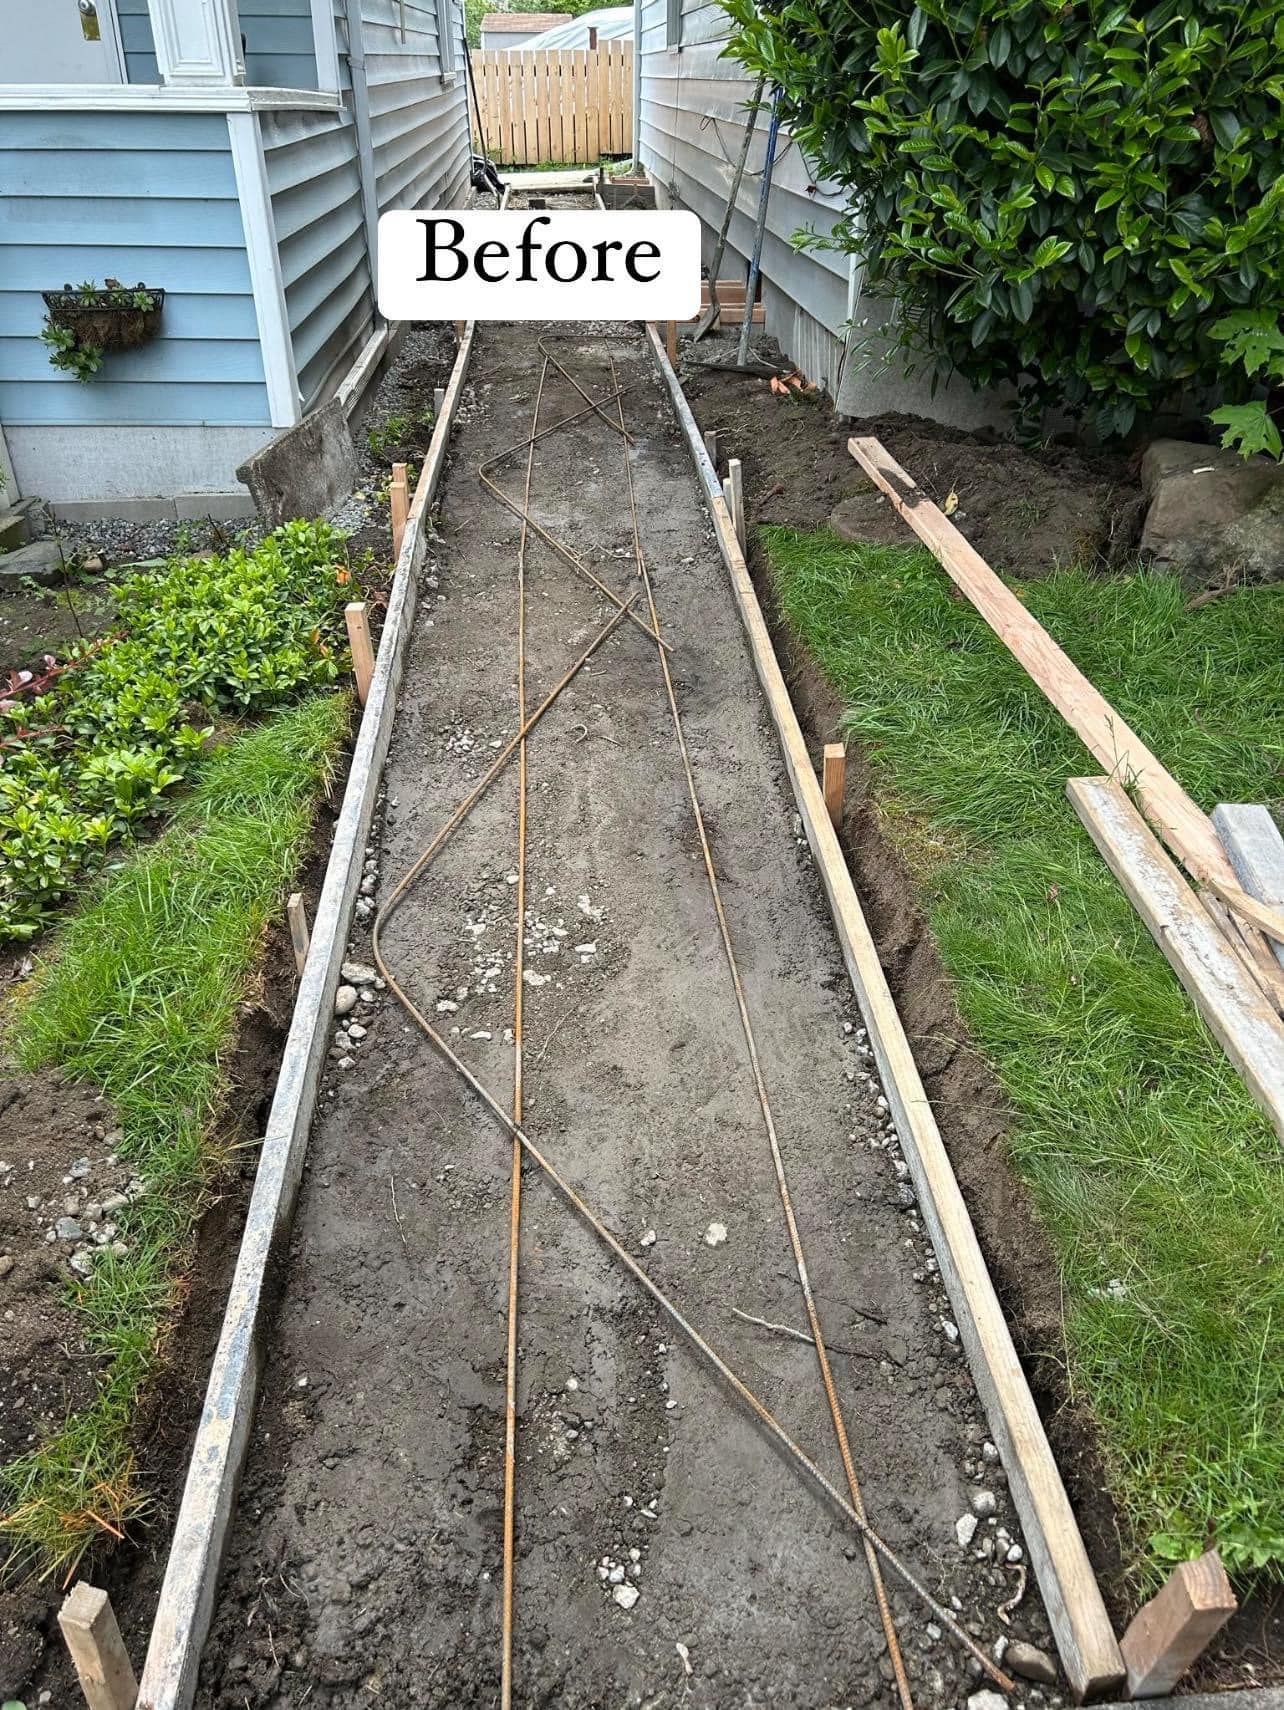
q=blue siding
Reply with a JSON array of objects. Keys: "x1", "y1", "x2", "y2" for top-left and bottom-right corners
[
  {"x1": 0, "y1": 113, "x2": 269, "y2": 429},
  {"x1": 361, "y1": 0, "x2": 470, "y2": 217},
  {"x1": 262, "y1": 108, "x2": 373, "y2": 411},
  {"x1": 118, "y1": 0, "x2": 318, "y2": 88}
]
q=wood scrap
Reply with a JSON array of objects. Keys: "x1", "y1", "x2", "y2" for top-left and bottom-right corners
[
  {"x1": 847, "y1": 437, "x2": 1284, "y2": 957},
  {"x1": 1067, "y1": 777, "x2": 1284, "y2": 1142}
]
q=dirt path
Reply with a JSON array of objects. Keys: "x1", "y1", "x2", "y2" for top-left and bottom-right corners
[{"x1": 196, "y1": 325, "x2": 1059, "y2": 1710}]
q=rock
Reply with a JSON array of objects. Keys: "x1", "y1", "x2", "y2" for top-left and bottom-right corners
[
  {"x1": 971, "y1": 1489, "x2": 997, "y2": 1517},
  {"x1": 982, "y1": 1440, "x2": 999, "y2": 1462},
  {"x1": 703, "y1": 1221, "x2": 727, "y2": 1247},
  {"x1": 55, "y1": 1217, "x2": 83, "y2": 1241},
  {"x1": 348, "y1": 1024, "x2": 367, "y2": 1040},
  {"x1": 335, "y1": 985, "x2": 358, "y2": 1017},
  {"x1": 1140, "y1": 438, "x2": 1284, "y2": 590},
  {"x1": 341, "y1": 961, "x2": 378, "y2": 985},
  {"x1": 1006, "y1": 1543, "x2": 1024, "y2": 1563},
  {"x1": 1005, "y1": 1640, "x2": 1057, "y2": 1685},
  {"x1": 0, "y1": 537, "x2": 68, "y2": 587},
  {"x1": 955, "y1": 1513, "x2": 978, "y2": 1549},
  {"x1": 612, "y1": 1582, "x2": 640, "y2": 1610},
  {"x1": 69, "y1": 1249, "x2": 95, "y2": 1277},
  {"x1": 0, "y1": 1254, "x2": 14, "y2": 1278},
  {"x1": 639, "y1": 1229, "x2": 657, "y2": 1248},
  {"x1": 68, "y1": 1157, "x2": 91, "y2": 1178},
  {"x1": 942, "y1": 1320, "x2": 959, "y2": 1343},
  {"x1": 337, "y1": 1056, "x2": 356, "y2": 1071},
  {"x1": 967, "y1": 1691, "x2": 1009, "y2": 1710}
]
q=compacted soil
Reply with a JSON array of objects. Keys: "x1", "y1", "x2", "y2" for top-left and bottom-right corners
[{"x1": 196, "y1": 325, "x2": 1062, "y2": 1709}]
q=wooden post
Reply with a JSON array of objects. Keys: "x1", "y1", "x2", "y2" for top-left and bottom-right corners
[
  {"x1": 1120, "y1": 1550, "x2": 1236, "y2": 1697},
  {"x1": 390, "y1": 461, "x2": 409, "y2": 559},
  {"x1": 346, "y1": 600, "x2": 375, "y2": 707},
  {"x1": 59, "y1": 1582, "x2": 138, "y2": 1710},
  {"x1": 822, "y1": 743, "x2": 846, "y2": 829},
  {"x1": 666, "y1": 319, "x2": 678, "y2": 366},
  {"x1": 726, "y1": 456, "x2": 745, "y2": 548},
  {"x1": 433, "y1": 385, "x2": 446, "y2": 418},
  {"x1": 703, "y1": 428, "x2": 719, "y2": 474},
  {"x1": 286, "y1": 892, "x2": 310, "y2": 976}
]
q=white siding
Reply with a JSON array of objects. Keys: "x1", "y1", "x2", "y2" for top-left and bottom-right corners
[{"x1": 361, "y1": 0, "x2": 471, "y2": 218}]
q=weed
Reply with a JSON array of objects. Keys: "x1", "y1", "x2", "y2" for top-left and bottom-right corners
[{"x1": 766, "y1": 527, "x2": 1284, "y2": 1582}]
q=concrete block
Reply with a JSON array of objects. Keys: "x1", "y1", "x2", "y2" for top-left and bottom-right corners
[
  {"x1": 1141, "y1": 438, "x2": 1284, "y2": 587},
  {"x1": 0, "y1": 536, "x2": 69, "y2": 586},
  {"x1": 236, "y1": 398, "x2": 357, "y2": 527},
  {"x1": 173, "y1": 492, "x2": 256, "y2": 522},
  {"x1": 51, "y1": 497, "x2": 178, "y2": 524}
]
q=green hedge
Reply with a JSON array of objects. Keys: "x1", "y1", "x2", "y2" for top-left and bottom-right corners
[{"x1": 724, "y1": 0, "x2": 1284, "y2": 447}]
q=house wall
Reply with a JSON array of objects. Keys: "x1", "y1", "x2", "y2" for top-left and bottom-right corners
[
  {"x1": 117, "y1": 0, "x2": 321, "y2": 88},
  {"x1": 361, "y1": 0, "x2": 470, "y2": 219},
  {"x1": 636, "y1": 0, "x2": 1006, "y2": 425},
  {"x1": 0, "y1": 109, "x2": 274, "y2": 505}
]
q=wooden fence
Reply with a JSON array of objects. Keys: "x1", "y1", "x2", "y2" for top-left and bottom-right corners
[{"x1": 469, "y1": 42, "x2": 633, "y2": 166}]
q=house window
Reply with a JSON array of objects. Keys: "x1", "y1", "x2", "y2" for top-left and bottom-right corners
[
  {"x1": 665, "y1": 0, "x2": 682, "y2": 48},
  {"x1": 437, "y1": 0, "x2": 457, "y2": 73}
]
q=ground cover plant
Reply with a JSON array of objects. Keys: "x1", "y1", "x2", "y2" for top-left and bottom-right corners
[
  {"x1": 2, "y1": 693, "x2": 349, "y2": 1577},
  {"x1": 724, "y1": 0, "x2": 1284, "y2": 452},
  {"x1": 0, "y1": 520, "x2": 361, "y2": 942},
  {"x1": 765, "y1": 527, "x2": 1284, "y2": 1582}
]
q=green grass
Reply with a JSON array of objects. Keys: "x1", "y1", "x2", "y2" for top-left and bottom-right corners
[
  {"x1": 765, "y1": 528, "x2": 1284, "y2": 1585},
  {"x1": 1, "y1": 691, "x2": 348, "y2": 1580}
]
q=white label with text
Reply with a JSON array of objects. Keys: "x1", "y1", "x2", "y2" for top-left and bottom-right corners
[{"x1": 377, "y1": 209, "x2": 701, "y2": 322}]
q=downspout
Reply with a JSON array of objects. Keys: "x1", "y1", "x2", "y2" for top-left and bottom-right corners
[
  {"x1": 631, "y1": 0, "x2": 642, "y2": 171},
  {"x1": 344, "y1": 0, "x2": 383, "y2": 307}
]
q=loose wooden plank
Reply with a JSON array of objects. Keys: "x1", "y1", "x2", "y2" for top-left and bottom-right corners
[
  {"x1": 1068, "y1": 777, "x2": 1284, "y2": 1140},
  {"x1": 650, "y1": 326, "x2": 1125, "y2": 1704},
  {"x1": 1214, "y1": 804, "x2": 1284, "y2": 975},
  {"x1": 1119, "y1": 1551, "x2": 1236, "y2": 1698},
  {"x1": 345, "y1": 600, "x2": 375, "y2": 707},
  {"x1": 847, "y1": 437, "x2": 1284, "y2": 953}
]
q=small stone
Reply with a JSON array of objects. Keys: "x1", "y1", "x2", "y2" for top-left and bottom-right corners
[
  {"x1": 55, "y1": 1216, "x2": 83, "y2": 1241},
  {"x1": 1005, "y1": 1642, "x2": 1057, "y2": 1686},
  {"x1": 942, "y1": 1320, "x2": 960, "y2": 1343},
  {"x1": 639, "y1": 1229, "x2": 657, "y2": 1248},
  {"x1": 0, "y1": 1255, "x2": 14, "y2": 1278},
  {"x1": 971, "y1": 1489, "x2": 997, "y2": 1518},
  {"x1": 338, "y1": 1056, "x2": 356, "y2": 1070},
  {"x1": 348, "y1": 1024, "x2": 367, "y2": 1040},
  {"x1": 982, "y1": 1440, "x2": 999, "y2": 1462},
  {"x1": 68, "y1": 1157, "x2": 91, "y2": 1179},
  {"x1": 703, "y1": 1221, "x2": 727, "y2": 1247},
  {"x1": 612, "y1": 1583, "x2": 639, "y2": 1610},
  {"x1": 955, "y1": 1513, "x2": 978, "y2": 1549},
  {"x1": 436, "y1": 1000, "x2": 458, "y2": 1013},
  {"x1": 1006, "y1": 1543, "x2": 1024, "y2": 1563},
  {"x1": 341, "y1": 961, "x2": 378, "y2": 985},
  {"x1": 335, "y1": 985, "x2": 359, "y2": 1016},
  {"x1": 608, "y1": 1565, "x2": 625, "y2": 1584},
  {"x1": 69, "y1": 1249, "x2": 95, "y2": 1277},
  {"x1": 967, "y1": 1692, "x2": 1008, "y2": 1710}
]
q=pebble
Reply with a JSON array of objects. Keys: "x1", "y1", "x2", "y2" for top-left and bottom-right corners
[
  {"x1": 0, "y1": 1255, "x2": 13, "y2": 1278},
  {"x1": 1005, "y1": 1641, "x2": 1057, "y2": 1685},
  {"x1": 55, "y1": 1217, "x2": 83, "y2": 1241},
  {"x1": 982, "y1": 1440, "x2": 999, "y2": 1462},
  {"x1": 703, "y1": 1221, "x2": 727, "y2": 1247},
  {"x1": 967, "y1": 1692, "x2": 1008, "y2": 1710},
  {"x1": 942, "y1": 1320, "x2": 960, "y2": 1342},
  {"x1": 1006, "y1": 1543, "x2": 1024, "y2": 1563},
  {"x1": 341, "y1": 961, "x2": 379, "y2": 985},
  {"x1": 338, "y1": 1056, "x2": 356, "y2": 1071},
  {"x1": 348, "y1": 1024, "x2": 367, "y2": 1040},
  {"x1": 955, "y1": 1513, "x2": 978, "y2": 1549},
  {"x1": 971, "y1": 1489, "x2": 997, "y2": 1518},
  {"x1": 335, "y1": 986, "x2": 358, "y2": 1016},
  {"x1": 612, "y1": 1583, "x2": 640, "y2": 1611},
  {"x1": 639, "y1": 1229, "x2": 657, "y2": 1248},
  {"x1": 70, "y1": 1250, "x2": 95, "y2": 1278}
]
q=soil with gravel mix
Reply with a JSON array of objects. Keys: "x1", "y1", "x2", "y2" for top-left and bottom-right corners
[
  {"x1": 681, "y1": 340, "x2": 1283, "y2": 1691},
  {"x1": 197, "y1": 324, "x2": 1062, "y2": 1710}
]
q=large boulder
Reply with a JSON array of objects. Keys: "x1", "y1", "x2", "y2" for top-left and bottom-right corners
[{"x1": 1140, "y1": 438, "x2": 1284, "y2": 591}]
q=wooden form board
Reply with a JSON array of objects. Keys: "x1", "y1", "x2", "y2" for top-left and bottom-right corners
[
  {"x1": 649, "y1": 326, "x2": 1125, "y2": 1703},
  {"x1": 470, "y1": 42, "x2": 633, "y2": 166},
  {"x1": 847, "y1": 437, "x2": 1284, "y2": 955},
  {"x1": 135, "y1": 325, "x2": 480, "y2": 1710},
  {"x1": 1068, "y1": 778, "x2": 1284, "y2": 1141}
]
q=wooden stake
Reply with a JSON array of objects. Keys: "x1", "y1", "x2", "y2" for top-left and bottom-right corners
[
  {"x1": 666, "y1": 319, "x2": 678, "y2": 366},
  {"x1": 390, "y1": 461, "x2": 409, "y2": 559},
  {"x1": 726, "y1": 457, "x2": 745, "y2": 548},
  {"x1": 346, "y1": 600, "x2": 375, "y2": 707},
  {"x1": 286, "y1": 892, "x2": 310, "y2": 976},
  {"x1": 703, "y1": 428, "x2": 720, "y2": 473},
  {"x1": 822, "y1": 743, "x2": 846, "y2": 829},
  {"x1": 1120, "y1": 1550, "x2": 1236, "y2": 1697},
  {"x1": 59, "y1": 1582, "x2": 138, "y2": 1710},
  {"x1": 433, "y1": 385, "x2": 446, "y2": 418}
]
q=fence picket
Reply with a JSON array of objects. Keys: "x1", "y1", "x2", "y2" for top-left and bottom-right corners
[{"x1": 469, "y1": 43, "x2": 634, "y2": 166}]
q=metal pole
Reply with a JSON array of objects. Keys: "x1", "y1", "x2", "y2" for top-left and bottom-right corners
[{"x1": 737, "y1": 85, "x2": 783, "y2": 368}]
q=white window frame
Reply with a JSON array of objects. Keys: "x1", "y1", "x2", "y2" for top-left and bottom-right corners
[
  {"x1": 310, "y1": 0, "x2": 341, "y2": 90},
  {"x1": 149, "y1": 0, "x2": 246, "y2": 85}
]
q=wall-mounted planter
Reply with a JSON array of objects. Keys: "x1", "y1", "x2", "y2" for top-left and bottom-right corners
[{"x1": 41, "y1": 284, "x2": 165, "y2": 352}]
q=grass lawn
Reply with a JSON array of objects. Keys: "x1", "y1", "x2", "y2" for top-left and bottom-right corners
[
  {"x1": 2, "y1": 691, "x2": 348, "y2": 1578},
  {"x1": 765, "y1": 527, "x2": 1284, "y2": 1585}
]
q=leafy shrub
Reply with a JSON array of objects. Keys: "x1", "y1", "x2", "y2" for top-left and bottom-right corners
[
  {"x1": 723, "y1": 0, "x2": 1284, "y2": 441},
  {"x1": 0, "y1": 520, "x2": 359, "y2": 941}
]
